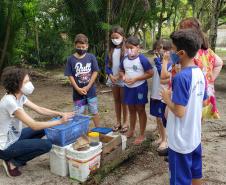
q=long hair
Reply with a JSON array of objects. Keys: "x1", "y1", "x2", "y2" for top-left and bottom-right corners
[
  {"x1": 108, "y1": 25, "x2": 125, "y2": 68},
  {"x1": 179, "y1": 17, "x2": 209, "y2": 50}
]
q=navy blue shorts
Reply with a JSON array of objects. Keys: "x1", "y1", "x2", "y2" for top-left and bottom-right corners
[
  {"x1": 150, "y1": 99, "x2": 166, "y2": 118},
  {"x1": 124, "y1": 82, "x2": 148, "y2": 105},
  {"x1": 168, "y1": 144, "x2": 202, "y2": 185}
]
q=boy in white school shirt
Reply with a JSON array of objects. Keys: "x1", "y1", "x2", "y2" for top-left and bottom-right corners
[{"x1": 161, "y1": 29, "x2": 208, "y2": 185}]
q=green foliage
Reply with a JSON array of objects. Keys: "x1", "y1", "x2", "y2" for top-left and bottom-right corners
[{"x1": 1, "y1": 0, "x2": 225, "y2": 74}]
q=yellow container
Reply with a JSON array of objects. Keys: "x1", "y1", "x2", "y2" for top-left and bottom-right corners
[{"x1": 88, "y1": 132, "x2": 99, "y2": 146}]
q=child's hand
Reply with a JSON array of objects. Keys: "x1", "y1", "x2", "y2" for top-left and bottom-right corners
[
  {"x1": 77, "y1": 87, "x2": 87, "y2": 95},
  {"x1": 163, "y1": 52, "x2": 170, "y2": 64},
  {"x1": 160, "y1": 87, "x2": 171, "y2": 104},
  {"x1": 125, "y1": 78, "x2": 137, "y2": 85},
  {"x1": 82, "y1": 86, "x2": 90, "y2": 93},
  {"x1": 109, "y1": 74, "x2": 118, "y2": 84},
  {"x1": 121, "y1": 75, "x2": 126, "y2": 82}
]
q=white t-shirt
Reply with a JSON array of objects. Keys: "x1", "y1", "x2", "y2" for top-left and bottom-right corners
[
  {"x1": 106, "y1": 48, "x2": 124, "y2": 87},
  {"x1": 0, "y1": 94, "x2": 27, "y2": 150},
  {"x1": 112, "y1": 48, "x2": 121, "y2": 76},
  {"x1": 166, "y1": 66, "x2": 207, "y2": 154}
]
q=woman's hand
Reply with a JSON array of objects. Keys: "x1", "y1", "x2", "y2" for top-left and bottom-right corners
[{"x1": 60, "y1": 112, "x2": 75, "y2": 123}]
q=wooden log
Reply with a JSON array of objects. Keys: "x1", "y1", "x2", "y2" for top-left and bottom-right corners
[{"x1": 83, "y1": 133, "x2": 155, "y2": 185}]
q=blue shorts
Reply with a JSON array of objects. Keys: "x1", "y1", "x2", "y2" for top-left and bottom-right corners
[
  {"x1": 74, "y1": 97, "x2": 98, "y2": 115},
  {"x1": 124, "y1": 82, "x2": 148, "y2": 105},
  {"x1": 168, "y1": 144, "x2": 202, "y2": 185},
  {"x1": 150, "y1": 99, "x2": 166, "y2": 118}
]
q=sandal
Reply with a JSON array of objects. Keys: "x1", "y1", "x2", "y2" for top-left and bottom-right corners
[
  {"x1": 112, "y1": 124, "x2": 121, "y2": 132},
  {"x1": 157, "y1": 141, "x2": 167, "y2": 152},
  {"x1": 120, "y1": 125, "x2": 129, "y2": 133},
  {"x1": 158, "y1": 148, "x2": 168, "y2": 156}
]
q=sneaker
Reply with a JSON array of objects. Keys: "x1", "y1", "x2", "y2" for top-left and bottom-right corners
[{"x1": 2, "y1": 160, "x2": 22, "y2": 177}]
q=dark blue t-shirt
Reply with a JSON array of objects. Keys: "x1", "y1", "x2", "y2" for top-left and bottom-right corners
[{"x1": 64, "y1": 53, "x2": 99, "y2": 101}]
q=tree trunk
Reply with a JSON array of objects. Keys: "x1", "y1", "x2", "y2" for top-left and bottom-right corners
[
  {"x1": 209, "y1": 0, "x2": 224, "y2": 51},
  {"x1": 105, "y1": 0, "x2": 111, "y2": 52},
  {"x1": 35, "y1": 22, "x2": 40, "y2": 64},
  {"x1": 156, "y1": 0, "x2": 166, "y2": 40},
  {"x1": 0, "y1": 1, "x2": 13, "y2": 71}
]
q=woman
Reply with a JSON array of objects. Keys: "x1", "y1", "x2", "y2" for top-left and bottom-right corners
[
  {"x1": 0, "y1": 67, "x2": 74, "y2": 177},
  {"x1": 179, "y1": 17, "x2": 223, "y2": 119}
]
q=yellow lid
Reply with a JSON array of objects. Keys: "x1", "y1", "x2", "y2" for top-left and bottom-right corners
[{"x1": 88, "y1": 132, "x2": 99, "y2": 137}]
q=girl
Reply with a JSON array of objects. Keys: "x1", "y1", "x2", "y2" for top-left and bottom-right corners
[
  {"x1": 0, "y1": 67, "x2": 74, "y2": 177},
  {"x1": 150, "y1": 39, "x2": 172, "y2": 152},
  {"x1": 119, "y1": 36, "x2": 153, "y2": 145},
  {"x1": 105, "y1": 26, "x2": 128, "y2": 133},
  {"x1": 179, "y1": 17, "x2": 223, "y2": 119}
]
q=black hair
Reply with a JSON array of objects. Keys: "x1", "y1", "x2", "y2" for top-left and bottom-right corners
[
  {"x1": 126, "y1": 36, "x2": 140, "y2": 46},
  {"x1": 170, "y1": 29, "x2": 201, "y2": 58},
  {"x1": 1, "y1": 67, "x2": 28, "y2": 94}
]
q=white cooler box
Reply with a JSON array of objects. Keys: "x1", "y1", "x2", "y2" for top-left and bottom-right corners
[
  {"x1": 49, "y1": 144, "x2": 70, "y2": 176},
  {"x1": 66, "y1": 142, "x2": 102, "y2": 182}
]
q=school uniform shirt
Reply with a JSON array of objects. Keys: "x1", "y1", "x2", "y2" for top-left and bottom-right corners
[
  {"x1": 166, "y1": 66, "x2": 208, "y2": 154},
  {"x1": 0, "y1": 94, "x2": 27, "y2": 150},
  {"x1": 64, "y1": 53, "x2": 99, "y2": 101},
  {"x1": 105, "y1": 48, "x2": 124, "y2": 86},
  {"x1": 151, "y1": 57, "x2": 173, "y2": 100},
  {"x1": 120, "y1": 54, "x2": 152, "y2": 88}
]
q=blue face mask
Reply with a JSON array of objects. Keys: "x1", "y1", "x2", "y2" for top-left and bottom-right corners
[{"x1": 170, "y1": 52, "x2": 180, "y2": 64}]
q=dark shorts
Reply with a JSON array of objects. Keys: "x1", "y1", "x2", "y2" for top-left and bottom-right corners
[
  {"x1": 168, "y1": 144, "x2": 202, "y2": 185},
  {"x1": 124, "y1": 82, "x2": 148, "y2": 105}
]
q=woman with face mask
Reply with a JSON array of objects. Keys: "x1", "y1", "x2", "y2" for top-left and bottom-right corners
[
  {"x1": 0, "y1": 67, "x2": 74, "y2": 177},
  {"x1": 105, "y1": 25, "x2": 128, "y2": 133}
]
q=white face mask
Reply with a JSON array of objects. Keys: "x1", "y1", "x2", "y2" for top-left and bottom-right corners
[
  {"x1": 111, "y1": 38, "x2": 123, "y2": 46},
  {"x1": 21, "y1": 82, "x2": 35, "y2": 95},
  {"x1": 126, "y1": 48, "x2": 137, "y2": 57}
]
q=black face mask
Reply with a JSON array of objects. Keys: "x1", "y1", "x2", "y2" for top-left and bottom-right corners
[{"x1": 76, "y1": 48, "x2": 87, "y2": 56}]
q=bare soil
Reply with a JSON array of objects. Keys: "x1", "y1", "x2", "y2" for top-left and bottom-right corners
[{"x1": 0, "y1": 68, "x2": 225, "y2": 185}]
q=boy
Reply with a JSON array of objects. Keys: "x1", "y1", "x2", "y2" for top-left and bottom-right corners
[
  {"x1": 119, "y1": 36, "x2": 153, "y2": 145},
  {"x1": 161, "y1": 29, "x2": 207, "y2": 185},
  {"x1": 65, "y1": 33, "x2": 100, "y2": 127}
]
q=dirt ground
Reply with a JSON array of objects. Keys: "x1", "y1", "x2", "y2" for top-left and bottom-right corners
[{"x1": 0, "y1": 68, "x2": 226, "y2": 185}]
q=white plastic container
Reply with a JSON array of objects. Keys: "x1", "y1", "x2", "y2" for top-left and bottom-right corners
[
  {"x1": 49, "y1": 144, "x2": 70, "y2": 177},
  {"x1": 66, "y1": 142, "x2": 102, "y2": 160},
  {"x1": 66, "y1": 142, "x2": 102, "y2": 182}
]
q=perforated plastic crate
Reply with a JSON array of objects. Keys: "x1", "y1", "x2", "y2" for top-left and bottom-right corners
[{"x1": 45, "y1": 115, "x2": 90, "y2": 146}]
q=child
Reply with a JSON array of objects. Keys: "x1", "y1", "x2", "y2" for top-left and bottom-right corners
[
  {"x1": 119, "y1": 36, "x2": 153, "y2": 145},
  {"x1": 161, "y1": 29, "x2": 207, "y2": 185},
  {"x1": 150, "y1": 39, "x2": 172, "y2": 152},
  {"x1": 105, "y1": 26, "x2": 128, "y2": 133},
  {"x1": 65, "y1": 33, "x2": 100, "y2": 127}
]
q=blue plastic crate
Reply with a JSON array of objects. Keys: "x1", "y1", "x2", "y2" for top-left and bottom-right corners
[{"x1": 45, "y1": 115, "x2": 91, "y2": 146}]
